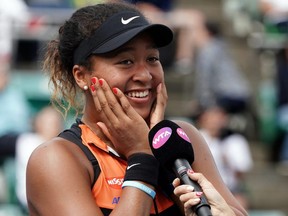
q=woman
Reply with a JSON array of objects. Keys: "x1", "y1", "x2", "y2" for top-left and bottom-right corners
[{"x1": 26, "y1": 2, "x2": 248, "y2": 216}]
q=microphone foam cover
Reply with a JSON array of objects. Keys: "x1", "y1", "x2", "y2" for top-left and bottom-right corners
[{"x1": 148, "y1": 120, "x2": 194, "y2": 168}]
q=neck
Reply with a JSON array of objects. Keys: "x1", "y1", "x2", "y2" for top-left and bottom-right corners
[{"x1": 81, "y1": 113, "x2": 114, "y2": 148}]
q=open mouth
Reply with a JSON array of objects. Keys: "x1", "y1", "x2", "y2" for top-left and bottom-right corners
[{"x1": 126, "y1": 90, "x2": 149, "y2": 98}]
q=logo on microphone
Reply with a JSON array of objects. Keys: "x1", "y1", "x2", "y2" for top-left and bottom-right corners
[
  {"x1": 152, "y1": 127, "x2": 172, "y2": 149},
  {"x1": 177, "y1": 128, "x2": 191, "y2": 143}
]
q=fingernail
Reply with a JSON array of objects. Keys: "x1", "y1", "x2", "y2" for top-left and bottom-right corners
[
  {"x1": 112, "y1": 87, "x2": 117, "y2": 94},
  {"x1": 188, "y1": 169, "x2": 194, "y2": 174},
  {"x1": 196, "y1": 192, "x2": 203, "y2": 197},
  {"x1": 99, "y1": 79, "x2": 103, "y2": 86},
  {"x1": 187, "y1": 186, "x2": 194, "y2": 191},
  {"x1": 90, "y1": 84, "x2": 95, "y2": 92},
  {"x1": 91, "y1": 77, "x2": 97, "y2": 84}
]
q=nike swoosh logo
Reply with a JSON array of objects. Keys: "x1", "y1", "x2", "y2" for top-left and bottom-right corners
[
  {"x1": 121, "y1": 16, "x2": 140, "y2": 25},
  {"x1": 127, "y1": 163, "x2": 141, "y2": 170}
]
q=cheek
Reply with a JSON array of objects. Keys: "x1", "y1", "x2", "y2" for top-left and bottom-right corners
[
  {"x1": 91, "y1": 65, "x2": 122, "y2": 86},
  {"x1": 104, "y1": 73, "x2": 126, "y2": 89},
  {"x1": 152, "y1": 70, "x2": 164, "y2": 84}
]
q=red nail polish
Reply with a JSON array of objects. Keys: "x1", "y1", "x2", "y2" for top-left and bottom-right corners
[
  {"x1": 188, "y1": 169, "x2": 194, "y2": 174},
  {"x1": 112, "y1": 87, "x2": 117, "y2": 94},
  {"x1": 91, "y1": 77, "x2": 97, "y2": 84},
  {"x1": 99, "y1": 79, "x2": 103, "y2": 86},
  {"x1": 196, "y1": 192, "x2": 203, "y2": 197},
  {"x1": 90, "y1": 84, "x2": 95, "y2": 92}
]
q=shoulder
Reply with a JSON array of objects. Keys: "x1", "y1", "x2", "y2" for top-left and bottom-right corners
[
  {"x1": 170, "y1": 119, "x2": 216, "y2": 169},
  {"x1": 170, "y1": 119, "x2": 214, "y2": 160},
  {"x1": 26, "y1": 137, "x2": 101, "y2": 215},
  {"x1": 27, "y1": 136, "x2": 93, "y2": 184},
  {"x1": 172, "y1": 119, "x2": 207, "y2": 147},
  {"x1": 29, "y1": 137, "x2": 76, "y2": 164}
]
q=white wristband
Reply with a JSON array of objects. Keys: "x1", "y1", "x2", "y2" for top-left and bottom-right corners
[{"x1": 122, "y1": 181, "x2": 156, "y2": 199}]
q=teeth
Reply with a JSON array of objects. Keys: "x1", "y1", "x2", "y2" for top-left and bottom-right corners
[{"x1": 127, "y1": 90, "x2": 149, "y2": 98}]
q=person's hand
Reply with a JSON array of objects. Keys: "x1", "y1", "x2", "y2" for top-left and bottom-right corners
[
  {"x1": 90, "y1": 77, "x2": 152, "y2": 158},
  {"x1": 173, "y1": 170, "x2": 236, "y2": 216},
  {"x1": 149, "y1": 82, "x2": 168, "y2": 129}
]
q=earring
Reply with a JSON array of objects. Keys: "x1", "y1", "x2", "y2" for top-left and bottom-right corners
[{"x1": 83, "y1": 85, "x2": 88, "y2": 90}]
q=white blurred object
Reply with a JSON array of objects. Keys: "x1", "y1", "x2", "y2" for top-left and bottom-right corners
[
  {"x1": 200, "y1": 130, "x2": 253, "y2": 191},
  {"x1": 0, "y1": 0, "x2": 30, "y2": 59},
  {"x1": 260, "y1": 0, "x2": 288, "y2": 23},
  {"x1": 0, "y1": 0, "x2": 30, "y2": 21}
]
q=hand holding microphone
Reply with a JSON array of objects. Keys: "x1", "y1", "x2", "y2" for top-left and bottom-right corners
[
  {"x1": 173, "y1": 170, "x2": 237, "y2": 216},
  {"x1": 148, "y1": 120, "x2": 212, "y2": 216}
]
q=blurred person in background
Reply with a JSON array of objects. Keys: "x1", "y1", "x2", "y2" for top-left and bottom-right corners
[
  {"x1": 189, "y1": 11, "x2": 251, "y2": 116},
  {"x1": 196, "y1": 105, "x2": 253, "y2": 211},
  {"x1": 0, "y1": 0, "x2": 31, "y2": 205},
  {"x1": 277, "y1": 101, "x2": 288, "y2": 175},
  {"x1": 15, "y1": 105, "x2": 64, "y2": 213},
  {"x1": 258, "y1": 0, "x2": 288, "y2": 174},
  {"x1": 0, "y1": 0, "x2": 32, "y2": 158},
  {"x1": 275, "y1": 44, "x2": 288, "y2": 175},
  {"x1": 0, "y1": 62, "x2": 31, "y2": 158}
]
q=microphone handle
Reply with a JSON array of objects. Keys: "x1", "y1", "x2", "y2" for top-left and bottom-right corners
[{"x1": 173, "y1": 159, "x2": 212, "y2": 216}]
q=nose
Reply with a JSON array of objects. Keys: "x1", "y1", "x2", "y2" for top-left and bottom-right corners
[{"x1": 132, "y1": 64, "x2": 152, "y2": 82}]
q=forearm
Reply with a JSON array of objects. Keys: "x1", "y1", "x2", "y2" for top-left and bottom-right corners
[
  {"x1": 110, "y1": 153, "x2": 159, "y2": 215},
  {"x1": 111, "y1": 182, "x2": 155, "y2": 216}
]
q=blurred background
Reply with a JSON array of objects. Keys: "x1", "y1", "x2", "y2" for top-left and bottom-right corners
[{"x1": 0, "y1": 0, "x2": 287, "y2": 215}]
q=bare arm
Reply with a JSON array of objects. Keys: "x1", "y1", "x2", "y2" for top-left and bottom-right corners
[
  {"x1": 26, "y1": 138, "x2": 102, "y2": 216},
  {"x1": 26, "y1": 138, "x2": 156, "y2": 216}
]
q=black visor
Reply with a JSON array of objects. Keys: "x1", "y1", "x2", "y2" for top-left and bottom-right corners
[{"x1": 73, "y1": 11, "x2": 174, "y2": 64}]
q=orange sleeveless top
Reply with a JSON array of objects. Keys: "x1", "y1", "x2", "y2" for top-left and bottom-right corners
[{"x1": 78, "y1": 124, "x2": 175, "y2": 214}]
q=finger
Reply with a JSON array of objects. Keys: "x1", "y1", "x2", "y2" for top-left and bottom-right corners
[
  {"x1": 95, "y1": 78, "x2": 124, "y2": 124},
  {"x1": 96, "y1": 122, "x2": 113, "y2": 141},
  {"x1": 172, "y1": 178, "x2": 181, "y2": 187},
  {"x1": 178, "y1": 191, "x2": 200, "y2": 203},
  {"x1": 149, "y1": 83, "x2": 167, "y2": 128},
  {"x1": 112, "y1": 87, "x2": 143, "y2": 120},
  {"x1": 161, "y1": 82, "x2": 168, "y2": 101},
  {"x1": 173, "y1": 184, "x2": 195, "y2": 197},
  {"x1": 90, "y1": 78, "x2": 109, "y2": 120},
  {"x1": 90, "y1": 77, "x2": 103, "y2": 112},
  {"x1": 184, "y1": 197, "x2": 201, "y2": 209},
  {"x1": 187, "y1": 171, "x2": 214, "y2": 190}
]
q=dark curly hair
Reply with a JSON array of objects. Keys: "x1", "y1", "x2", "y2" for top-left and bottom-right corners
[{"x1": 43, "y1": 2, "x2": 139, "y2": 117}]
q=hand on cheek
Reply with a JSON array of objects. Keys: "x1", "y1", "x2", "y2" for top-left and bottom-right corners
[
  {"x1": 149, "y1": 82, "x2": 167, "y2": 129},
  {"x1": 90, "y1": 77, "x2": 151, "y2": 158}
]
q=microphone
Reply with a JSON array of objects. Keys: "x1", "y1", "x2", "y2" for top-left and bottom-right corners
[{"x1": 148, "y1": 120, "x2": 212, "y2": 216}]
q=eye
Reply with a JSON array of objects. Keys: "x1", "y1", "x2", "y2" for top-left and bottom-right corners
[
  {"x1": 147, "y1": 56, "x2": 159, "y2": 63},
  {"x1": 119, "y1": 59, "x2": 133, "y2": 65}
]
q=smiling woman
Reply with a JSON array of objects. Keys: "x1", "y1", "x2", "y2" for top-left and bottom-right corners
[{"x1": 26, "y1": 2, "x2": 248, "y2": 216}]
